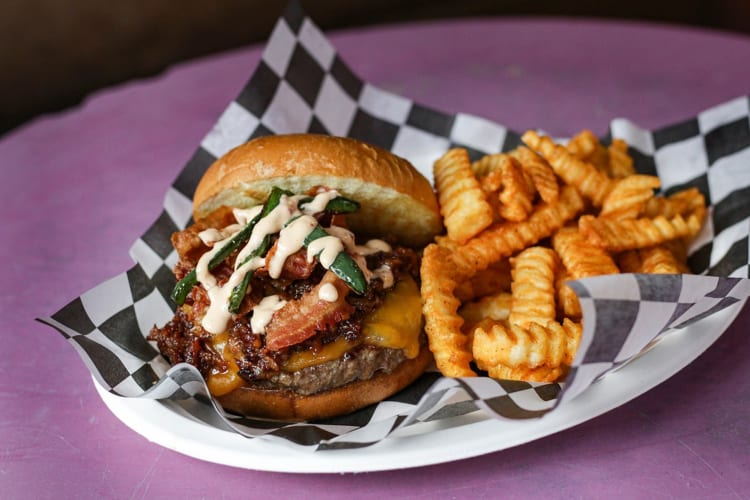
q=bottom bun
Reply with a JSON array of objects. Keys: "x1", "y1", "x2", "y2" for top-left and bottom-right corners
[{"x1": 216, "y1": 346, "x2": 434, "y2": 422}]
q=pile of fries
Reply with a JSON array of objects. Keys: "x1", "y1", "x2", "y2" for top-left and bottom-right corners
[{"x1": 421, "y1": 129, "x2": 706, "y2": 382}]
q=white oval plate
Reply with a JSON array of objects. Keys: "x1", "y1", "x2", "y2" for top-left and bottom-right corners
[{"x1": 94, "y1": 299, "x2": 744, "y2": 473}]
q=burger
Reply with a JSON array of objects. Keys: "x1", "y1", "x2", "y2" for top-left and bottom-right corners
[{"x1": 148, "y1": 134, "x2": 442, "y2": 421}]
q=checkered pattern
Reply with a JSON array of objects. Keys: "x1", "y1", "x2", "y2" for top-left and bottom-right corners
[{"x1": 39, "y1": 1, "x2": 750, "y2": 450}]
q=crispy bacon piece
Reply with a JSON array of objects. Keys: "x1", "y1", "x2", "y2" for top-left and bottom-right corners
[
  {"x1": 264, "y1": 272, "x2": 354, "y2": 351},
  {"x1": 171, "y1": 206, "x2": 235, "y2": 264},
  {"x1": 263, "y1": 243, "x2": 317, "y2": 281}
]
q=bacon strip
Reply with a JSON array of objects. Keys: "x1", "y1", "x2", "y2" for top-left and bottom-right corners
[
  {"x1": 265, "y1": 244, "x2": 317, "y2": 280},
  {"x1": 264, "y1": 272, "x2": 354, "y2": 351}
]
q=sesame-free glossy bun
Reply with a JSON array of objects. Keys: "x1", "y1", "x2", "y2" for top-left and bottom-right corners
[{"x1": 193, "y1": 134, "x2": 442, "y2": 248}]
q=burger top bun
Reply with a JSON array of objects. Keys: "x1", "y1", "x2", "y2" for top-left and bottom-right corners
[{"x1": 193, "y1": 134, "x2": 442, "y2": 248}]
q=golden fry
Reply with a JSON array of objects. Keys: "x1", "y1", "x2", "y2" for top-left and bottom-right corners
[
  {"x1": 497, "y1": 155, "x2": 534, "y2": 222},
  {"x1": 472, "y1": 152, "x2": 506, "y2": 177},
  {"x1": 644, "y1": 187, "x2": 706, "y2": 239},
  {"x1": 608, "y1": 139, "x2": 636, "y2": 178},
  {"x1": 454, "y1": 258, "x2": 511, "y2": 302},
  {"x1": 638, "y1": 245, "x2": 689, "y2": 274},
  {"x1": 474, "y1": 154, "x2": 535, "y2": 221},
  {"x1": 615, "y1": 250, "x2": 643, "y2": 273},
  {"x1": 663, "y1": 239, "x2": 689, "y2": 266},
  {"x1": 420, "y1": 244, "x2": 475, "y2": 377},
  {"x1": 644, "y1": 187, "x2": 704, "y2": 217},
  {"x1": 472, "y1": 318, "x2": 582, "y2": 382},
  {"x1": 421, "y1": 126, "x2": 707, "y2": 385},
  {"x1": 459, "y1": 292, "x2": 512, "y2": 334},
  {"x1": 552, "y1": 226, "x2": 619, "y2": 321},
  {"x1": 579, "y1": 213, "x2": 694, "y2": 252},
  {"x1": 552, "y1": 226, "x2": 620, "y2": 278},
  {"x1": 566, "y1": 129, "x2": 610, "y2": 172},
  {"x1": 450, "y1": 185, "x2": 584, "y2": 279},
  {"x1": 556, "y1": 269, "x2": 582, "y2": 320},
  {"x1": 600, "y1": 174, "x2": 661, "y2": 219},
  {"x1": 523, "y1": 130, "x2": 614, "y2": 207},
  {"x1": 509, "y1": 247, "x2": 559, "y2": 330},
  {"x1": 479, "y1": 167, "x2": 504, "y2": 194},
  {"x1": 511, "y1": 146, "x2": 560, "y2": 204},
  {"x1": 434, "y1": 148, "x2": 494, "y2": 244}
]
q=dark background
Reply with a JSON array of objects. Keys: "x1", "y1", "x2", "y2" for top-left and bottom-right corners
[{"x1": 3, "y1": 0, "x2": 750, "y2": 137}]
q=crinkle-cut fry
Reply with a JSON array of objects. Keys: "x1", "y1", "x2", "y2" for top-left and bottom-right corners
[
  {"x1": 479, "y1": 167, "x2": 504, "y2": 193},
  {"x1": 600, "y1": 174, "x2": 661, "y2": 220},
  {"x1": 645, "y1": 188, "x2": 706, "y2": 239},
  {"x1": 475, "y1": 154, "x2": 535, "y2": 221},
  {"x1": 616, "y1": 250, "x2": 643, "y2": 273},
  {"x1": 509, "y1": 247, "x2": 559, "y2": 329},
  {"x1": 638, "y1": 245, "x2": 690, "y2": 274},
  {"x1": 459, "y1": 292, "x2": 512, "y2": 334},
  {"x1": 552, "y1": 226, "x2": 618, "y2": 322},
  {"x1": 472, "y1": 318, "x2": 582, "y2": 382},
  {"x1": 644, "y1": 187, "x2": 706, "y2": 219},
  {"x1": 434, "y1": 148, "x2": 494, "y2": 244},
  {"x1": 454, "y1": 258, "x2": 511, "y2": 302},
  {"x1": 472, "y1": 152, "x2": 506, "y2": 177},
  {"x1": 523, "y1": 130, "x2": 615, "y2": 207},
  {"x1": 420, "y1": 244, "x2": 476, "y2": 377},
  {"x1": 663, "y1": 238, "x2": 689, "y2": 267},
  {"x1": 687, "y1": 204, "x2": 706, "y2": 239},
  {"x1": 557, "y1": 272, "x2": 582, "y2": 321},
  {"x1": 510, "y1": 146, "x2": 560, "y2": 204},
  {"x1": 434, "y1": 234, "x2": 460, "y2": 251},
  {"x1": 496, "y1": 155, "x2": 534, "y2": 222},
  {"x1": 608, "y1": 138, "x2": 636, "y2": 178},
  {"x1": 566, "y1": 129, "x2": 610, "y2": 172},
  {"x1": 485, "y1": 363, "x2": 564, "y2": 383},
  {"x1": 552, "y1": 226, "x2": 620, "y2": 278},
  {"x1": 450, "y1": 184, "x2": 584, "y2": 279},
  {"x1": 579, "y1": 213, "x2": 693, "y2": 252}
]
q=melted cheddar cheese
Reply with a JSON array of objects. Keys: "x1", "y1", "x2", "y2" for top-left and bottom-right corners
[
  {"x1": 282, "y1": 275, "x2": 422, "y2": 371},
  {"x1": 207, "y1": 275, "x2": 423, "y2": 392},
  {"x1": 206, "y1": 332, "x2": 245, "y2": 396},
  {"x1": 282, "y1": 336, "x2": 361, "y2": 372},
  {"x1": 360, "y1": 275, "x2": 423, "y2": 359}
]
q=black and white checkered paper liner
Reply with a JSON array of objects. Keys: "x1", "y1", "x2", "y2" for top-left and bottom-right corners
[{"x1": 40, "y1": 1, "x2": 750, "y2": 450}]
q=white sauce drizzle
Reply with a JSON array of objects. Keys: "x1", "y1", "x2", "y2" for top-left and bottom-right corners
[
  {"x1": 373, "y1": 264, "x2": 394, "y2": 289},
  {"x1": 358, "y1": 238, "x2": 392, "y2": 255},
  {"x1": 193, "y1": 188, "x2": 392, "y2": 335},
  {"x1": 318, "y1": 282, "x2": 339, "y2": 302},
  {"x1": 198, "y1": 224, "x2": 243, "y2": 246},
  {"x1": 195, "y1": 234, "x2": 235, "y2": 334},
  {"x1": 200, "y1": 254, "x2": 266, "y2": 334},
  {"x1": 198, "y1": 228, "x2": 223, "y2": 246},
  {"x1": 234, "y1": 200, "x2": 292, "y2": 270},
  {"x1": 269, "y1": 215, "x2": 317, "y2": 278},
  {"x1": 195, "y1": 236, "x2": 229, "y2": 289},
  {"x1": 324, "y1": 225, "x2": 356, "y2": 249},
  {"x1": 307, "y1": 235, "x2": 344, "y2": 268},
  {"x1": 233, "y1": 206, "x2": 263, "y2": 225},
  {"x1": 251, "y1": 295, "x2": 286, "y2": 334},
  {"x1": 300, "y1": 189, "x2": 339, "y2": 215},
  {"x1": 322, "y1": 226, "x2": 394, "y2": 288}
]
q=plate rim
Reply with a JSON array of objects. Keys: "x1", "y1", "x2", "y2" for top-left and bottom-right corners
[{"x1": 93, "y1": 298, "x2": 746, "y2": 473}]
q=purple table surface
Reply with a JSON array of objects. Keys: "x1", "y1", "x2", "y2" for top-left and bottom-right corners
[{"x1": 3, "y1": 17, "x2": 750, "y2": 498}]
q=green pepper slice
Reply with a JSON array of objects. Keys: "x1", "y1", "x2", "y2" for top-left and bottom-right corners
[
  {"x1": 170, "y1": 187, "x2": 292, "y2": 305},
  {"x1": 227, "y1": 234, "x2": 273, "y2": 313},
  {"x1": 298, "y1": 195, "x2": 360, "y2": 214},
  {"x1": 304, "y1": 225, "x2": 368, "y2": 295}
]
